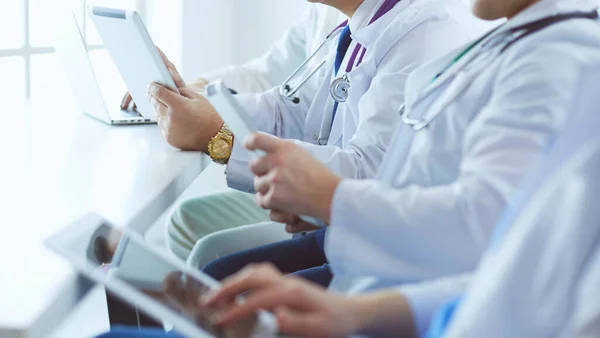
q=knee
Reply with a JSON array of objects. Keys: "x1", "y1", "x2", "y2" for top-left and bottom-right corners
[{"x1": 168, "y1": 199, "x2": 198, "y2": 232}]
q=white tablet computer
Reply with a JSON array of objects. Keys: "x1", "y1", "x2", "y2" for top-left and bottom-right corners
[
  {"x1": 205, "y1": 81, "x2": 326, "y2": 228},
  {"x1": 88, "y1": 6, "x2": 179, "y2": 120},
  {"x1": 45, "y1": 213, "x2": 277, "y2": 338}
]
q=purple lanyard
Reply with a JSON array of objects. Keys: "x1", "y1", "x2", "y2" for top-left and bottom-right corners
[{"x1": 333, "y1": 0, "x2": 400, "y2": 73}]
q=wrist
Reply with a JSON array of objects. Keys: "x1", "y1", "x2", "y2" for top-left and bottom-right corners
[
  {"x1": 314, "y1": 175, "x2": 341, "y2": 222},
  {"x1": 206, "y1": 122, "x2": 234, "y2": 163},
  {"x1": 352, "y1": 292, "x2": 417, "y2": 337}
]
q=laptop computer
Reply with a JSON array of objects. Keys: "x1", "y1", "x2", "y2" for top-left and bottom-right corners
[
  {"x1": 45, "y1": 213, "x2": 278, "y2": 337},
  {"x1": 54, "y1": 10, "x2": 155, "y2": 125}
]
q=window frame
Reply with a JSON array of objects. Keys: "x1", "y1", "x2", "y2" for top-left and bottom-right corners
[{"x1": 0, "y1": 0, "x2": 145, "y2": 99}]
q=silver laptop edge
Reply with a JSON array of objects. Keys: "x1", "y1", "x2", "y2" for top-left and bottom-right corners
[{"x1": 54, "y1": 9, "x2": 155, "y2": 125}]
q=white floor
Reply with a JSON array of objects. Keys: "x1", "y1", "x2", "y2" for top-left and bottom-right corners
[{"x1": 50, "y1": 162, "x2": 229, "y2": 337}]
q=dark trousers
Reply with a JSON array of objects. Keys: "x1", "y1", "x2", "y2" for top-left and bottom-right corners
[
  {"x1": 202, "y1": 228, "x2": 332, "y2": 287},
  {"x1": 106, "y1": 229, "x2": 331, "y2": 327}
]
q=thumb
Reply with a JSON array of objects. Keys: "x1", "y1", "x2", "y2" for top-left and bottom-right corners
[
  {"x1": 245, "y1": 133, "x2": 284, "y2": 153},
  {"x1": 149, "y1": 83, "x2": 180, "y2": 107}
]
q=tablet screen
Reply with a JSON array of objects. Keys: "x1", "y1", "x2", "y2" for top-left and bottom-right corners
[{"x1": 46, "y1": 214, "x2": 275, "y2": 337}]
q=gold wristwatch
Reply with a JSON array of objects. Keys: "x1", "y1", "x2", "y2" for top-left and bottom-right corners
[{"x1": 207, "y1": 123, "x2": 234, "y2": 164}]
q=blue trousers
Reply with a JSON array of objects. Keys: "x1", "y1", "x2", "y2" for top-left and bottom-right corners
[{"x1": 202, "y1": 228, "x2": 332, "y2": 287}]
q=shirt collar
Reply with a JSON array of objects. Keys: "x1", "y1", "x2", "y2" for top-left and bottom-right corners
[{"x1": 348, "y1": 0, "x2": 384, "y2": 33}]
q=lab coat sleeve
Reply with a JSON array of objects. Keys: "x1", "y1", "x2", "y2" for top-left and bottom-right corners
[
  {"x1": 199, "y1": 7, "x2": 314, "y2": 94},
  {"x1": 562, "y1": 243, "x2": 600, "y2": 338},
  {"x1": 398, "y1": 273, "x2": 471, "y2": 338},
  {"x1": 327, "y1": 32, "x2": 586, "y2": 281}
]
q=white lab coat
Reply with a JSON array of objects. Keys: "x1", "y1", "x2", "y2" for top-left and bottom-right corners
[
  {"x1": 202, "y1": 5, "x2": 345, "y2": 94},
  {"x1": 325, "y1": 0, "x2": 600, "y2": 292},
  {"x1": 443, "y1": 65, "x2": 600, "y2": 338},
  {"x1": 226, "y1": 0, "x2": 487, "y2": 193},
  {"x1": 390, "y1": 64, "x2": 600, "y2": 338}
]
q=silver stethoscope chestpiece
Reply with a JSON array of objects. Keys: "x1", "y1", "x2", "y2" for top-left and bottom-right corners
[{"x1": 330, "y1": 73, "x2": 351, "y2": 103}]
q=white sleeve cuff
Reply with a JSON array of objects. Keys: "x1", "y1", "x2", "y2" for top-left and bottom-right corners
[
  {"x1": 398, "y1": 276, "x2": 471, "y2": 338},
  {"x1": 326, "y1": 179, "x2": 375, "y2": 275},
  {"x1": 225, "y1": 141, "x2": 255, "y2": 193}
]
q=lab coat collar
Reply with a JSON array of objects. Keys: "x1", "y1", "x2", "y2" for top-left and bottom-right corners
[
  {"x1": 349, "y1": 0, "x2": 383, "y2": 34},
  {"x1": 351, "y1": 0, "x2": 413, "y2": 48}
]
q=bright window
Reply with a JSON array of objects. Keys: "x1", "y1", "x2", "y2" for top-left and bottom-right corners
[{"x1": 0, "y1": 0, "x2": 140, "y2": 104}]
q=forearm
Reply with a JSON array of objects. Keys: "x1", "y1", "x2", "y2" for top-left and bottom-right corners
[{"x1": 350, "y1": 292, "x2": 417, "y2": 338}]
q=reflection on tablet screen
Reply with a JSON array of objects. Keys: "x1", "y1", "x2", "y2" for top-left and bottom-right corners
[{"x1": 55, "y1": 217, "x2": 262, "y2": 338}]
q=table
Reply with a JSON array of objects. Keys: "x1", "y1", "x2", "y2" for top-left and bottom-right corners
[{"x1": 0, "y1": 101, "x2": 205, "y2": 338}]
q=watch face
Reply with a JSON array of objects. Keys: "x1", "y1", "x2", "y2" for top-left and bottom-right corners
[{"x1": 211, "y1": 138, "x2": 231, "y2": 158}]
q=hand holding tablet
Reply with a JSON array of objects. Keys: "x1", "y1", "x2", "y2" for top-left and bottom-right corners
[
  {"x1": 205, "y1": 81, "x2": 328, "y2": 228},
  {"x1": 88, "y1": 6, "x2": 179, "y2": 120}
]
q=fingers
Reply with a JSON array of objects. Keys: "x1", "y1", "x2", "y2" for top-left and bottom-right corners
[
  {"x1": 179, "y1": 87, "x2": 204, "y2": 100},
  {"x1": 156, "y1": 47, "x2": 185, "y2": 88},
  {"x1": 275, "y1": 307, "x2": 329, "y2": 338},
  {"x1": 157, "y1": 46, "x2": 176, "y2": 70},
  {"x1": 250, "y1": 153, "x2": 280, "y2": 178},
  {"x1": 120, "y1": 92, "x2": 133, "y2": 110},
  {"x1": 268, "y1": 212, "x2": 317, "y2": 233},
  {"x1": 148, "y1": 83, "x2": 181, "y2": 107},
  {"x1": 214, "y1": 281, "x2": 314, "y2": 327},
  {"x1": 244, "y1": 133, "x2": 284, "y2": 153},
  {"x1": 169, "y1": 68, "x2": 186, "y2": 89},
  {"x1": 149, "y1": 93, "x2": 167, "y2": 113},
  {"x1": 203, "y1": 263, "x2": 283, "y2": 307},
  {"x1": 254, "y1": 169, "x2": 279, "y2": 196},
  {"x1": 285, "y1": 221, "x2": 319, "y2": 234},
  {"x1": 269, "y1": 210, "x2": 299, "y2": 225}
]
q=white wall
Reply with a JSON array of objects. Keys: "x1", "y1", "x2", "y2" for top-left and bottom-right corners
[
  {"x1": 230, "y1": 0, "x2": 308, "y2": 64},
  {"x1": 176, "y1": 0, "x2": 308, "y2": 80}
]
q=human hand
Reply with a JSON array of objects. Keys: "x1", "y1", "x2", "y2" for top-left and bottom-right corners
[
  {"x1": 148, "y1": 83, "x2": 223, "y2": 152},
  {"x1": 203, "y1": 263, "x2": 363, "y2": 338},
  {"x1": 189, "y1": 78, "x2": 210, "y2": 92},
  {"x1": 245, "y1": 134, "x2": 342, "y2": 221},
  {"x1": 120, "y1": 47, "x2": 186, "y2": 111},
  {"x1": 162, "y1": 271, "x2": 258, "y2": 337},
  {"x1": 269, "y1": 210, "x2": 321, "y2": 233}
]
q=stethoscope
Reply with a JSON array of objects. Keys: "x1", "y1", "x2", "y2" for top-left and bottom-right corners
[
  {"x1": 280, "y1": 0, "x2": 400, "y2": 105},
  {"x1": 400, "y1": 9, "x2": 600, "y2": 131}
]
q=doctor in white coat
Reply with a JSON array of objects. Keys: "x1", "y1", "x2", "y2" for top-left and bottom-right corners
[
  {"x1": 442, "y1": 64, "x2": 600, "y2": 338},
  {"x1": 236, "y1": 0, "x2": 600, "y2": 293},
  {"x1": 120, "y1": 3, "x2": 342, "y2": 260},
  {"x1": 201, "y1": 63, "x2": 600, "y2": 338},
  {"x1": 150, "y1": 0, "x2": 486, "y2": 262},
  {"x1": 163, "y1": 3, "x2": 345, "y2": 261}
]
